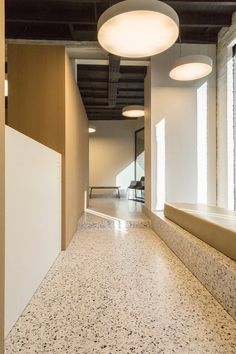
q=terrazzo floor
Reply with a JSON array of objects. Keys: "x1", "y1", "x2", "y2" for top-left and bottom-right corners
[{"x1": 5, "y1": 202, "x2": 236, "y2": 353}]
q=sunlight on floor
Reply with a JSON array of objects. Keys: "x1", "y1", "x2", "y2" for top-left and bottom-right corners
[
  {"x1": 85, "y1": 208, "x2": 128, "y2": 231},
  {"x1": 88, "y1": 197, "x2": 148, "y2": 222}
]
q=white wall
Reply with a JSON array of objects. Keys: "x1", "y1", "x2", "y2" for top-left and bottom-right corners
[
  {"x1": 5, "y1": 126, "x2": 61, "y2": 335},
  {"x1": 217, "y1": 12, "x2": 236, "y2": 209},
  {"x1": 145, "y1": 43, "x2": 216, "y2": 210},
  {"x1": 153, "y1": 87, "x2": 198, "y2": 205},
  {"x1": 89, "y1": 119, "x2": 144, "y2": 196}
]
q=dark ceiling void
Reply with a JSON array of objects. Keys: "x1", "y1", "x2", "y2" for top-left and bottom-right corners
[
  {"x1": 6, "y1": 0, "x2": 236, "y2": 43},
  {"x1": 77, "y1": 62, "x2": 146, "y2": 120},
  {"x1": 5, "y1": 0, "x2": 236, "y2": 120}
]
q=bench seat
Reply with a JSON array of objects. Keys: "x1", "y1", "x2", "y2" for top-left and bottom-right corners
[{"x1": 164, "y1": 203, "x2": 236, "y2": 261}]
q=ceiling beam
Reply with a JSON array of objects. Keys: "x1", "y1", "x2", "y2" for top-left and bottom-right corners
[
  {"x1": 88, "y1": 117, "x2": 128, "y2": 121},
  {"x1": 84, "y1": 97, "x2": 144, "y2": 104},
  {"x1": 45, "y1": 0, "x2": 119, "y2": 3},
  {"x1": 166, "y1": 1, "x2": 236, "y2": 5},
  {"x1": 181, "y1": 24, "x2": 224, "y2": 29},
  {"x1": 86, "y1": 109, "x2": 122, "y2": 113},
  {"x1": 82, "y1": 90, "x2": 149, "y2": 98},
  {"x1": 179, "y1": 12, "x2": 232, "y2": 27},
  {"x1": 68, "y1": 23, "x2": 75, "y2": 40},
  {"x1": 78, "y1": 81, "x2": 108, "y2": 89},
  {"x1": 26, "y1": 0, "x2": 236, "y2": 4},
  {"x1": 6, "y1": 18, "x2": 95, "y2": 25},
  {"x1": 85, "y1": 104, "x2": 137, "y2": 109},
  {"x1": 6, "y1": 13, "x2": 232, "y2": 28},
  {"x1": 84, "y1": 99, "x2": 143, "y2": 105},
  {"x1": 75, "y1": 59, "x2": 149, "y2": 66},
  {"x1": 117, "y1": 98, "x2": 144, "y2": 104},
  {"x1": 87, "y1": 113, "x2": 122, "y2": 116},
  {"x1": 88, "y1": 113, "x2": 122, "y2": 117},
  {"x1": 118, "y1": 91, "x2": 144, "y2": 98},
  {"x1": 108, "y1": 54, "x2": 120, "y2": 107},
  {"x1": 6, "y1": 38, "x2": 100, "y2": 48},
  {"x1": 72, "y1": 31, "x2": 97, "y2": 41},
  {"x1": 180, "y1": 30, "x2": 218, "y2": 44},
  {"x1": 78, "y1": 71, "x2": 145, "y2": 80},
  {"x1": 81, "y1": 89, "x2": 108, "y2": 96},
  {"x1": 78, "y1": 81, "x2": 144, "y2": 89}
]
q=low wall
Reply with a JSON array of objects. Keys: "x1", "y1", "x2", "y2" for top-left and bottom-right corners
[
  {"x1": 5, "y1": 126, "x2": 61, "y2": 335},
  {"x1": 145, "y1": 207, "x2": 236, "y2": 321}
]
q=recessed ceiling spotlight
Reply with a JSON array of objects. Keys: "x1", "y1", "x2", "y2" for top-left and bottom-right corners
[
  {"x1": 169, "y1": 55, "x2": 213, "y2": 81},
  {"x1": 89, "y1": 125, "x2": 96, "y2": 133},
  {"x1": 97, "y1": 0, "x2": 179, "y2": 58},
  {"x1": 122, "y1": 105, "x2": 144, "y2": 118}
]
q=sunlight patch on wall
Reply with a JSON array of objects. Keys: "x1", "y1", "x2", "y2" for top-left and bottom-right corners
[
  {"x1": 155, "y1": 119, "x2": 166, "y2": 210},
  {"x1": 227, "y1": 55, "x2": 235, "y2": 210},
  {"x1": 136, "y1": 151, "x2": 145, "y2": 180},
  {"x1": 197, "y1": 81, "x2": 208, "y2": 204},
  {"x1": 116, "y1": 161, "x2": 135, "y2": 195}
]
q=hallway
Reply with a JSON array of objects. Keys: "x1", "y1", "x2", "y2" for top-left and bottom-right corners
[{"x1": 5, "y1": 203, "x2": 236, "y2": 353}]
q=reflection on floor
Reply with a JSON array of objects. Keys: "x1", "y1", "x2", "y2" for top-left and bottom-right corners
[
  {"x1": 78, "y1": 198, "x2": 150, "y2": 230},
  {"x1": 88, "y1": 197, "x2": 148, "y2": 221},
  {"x1": 5, "y1": 199, "x2": 236, "y2": 353}
]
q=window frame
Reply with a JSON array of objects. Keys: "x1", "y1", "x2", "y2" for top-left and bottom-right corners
[{"x1": 232, "y1": 45, "x2": 236, "y2": 210}]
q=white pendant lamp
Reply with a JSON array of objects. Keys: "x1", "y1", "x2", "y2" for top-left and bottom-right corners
[
  {"x1": 89, "y1": 125, "x2": 96, "y2": 133},
  {"x1": 169, "y1": 55, "x2": 213, "y2": 81},
  {"x1": 97, "y1": 0, "x2": 179, "y2": 58},
  {"x1": 122, "y1": 105, "x2": 144, "y2": 118}
]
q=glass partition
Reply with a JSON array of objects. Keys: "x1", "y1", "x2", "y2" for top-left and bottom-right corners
[{"x1": 135, "y1": 127, "x2": 145, "y2": 181}]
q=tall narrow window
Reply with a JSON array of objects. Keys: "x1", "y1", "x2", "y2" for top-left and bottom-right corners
[
  {"x1": 232, "y1": 45, "x2": 236, "y2": 210},
  {"x1": 227, "y1": 47, "x2": 235, "y2": 210},
  {"x1": 155, "y1": 119, "x2": 165, "y2": 210},
  {"x1": 197, "y1": 82, "x2": 208, "y2": 204}
]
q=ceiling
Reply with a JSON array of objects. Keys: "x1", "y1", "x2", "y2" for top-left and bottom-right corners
[{"x1": 5, "y1": 0, "x2": 236, "y2": 120}]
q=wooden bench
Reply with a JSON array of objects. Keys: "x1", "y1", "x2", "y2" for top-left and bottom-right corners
[{"x1": 89, "y1": 186, "x2": 121, "y2": 198}]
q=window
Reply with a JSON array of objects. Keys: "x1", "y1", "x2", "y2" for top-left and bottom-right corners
[
  {"x1": 232, "y1": 45, "x2": 236, "y2": 210},
  {"x1": 227, "y1": 45, "x2": 236, "y2": 210}
]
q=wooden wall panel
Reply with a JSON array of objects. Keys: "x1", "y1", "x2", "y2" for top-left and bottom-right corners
[
  {"x1": 8, "y1": 44, "x2": 65, "y2": 154},
  {"x1": 7, "y1": 44, "x2": 89, "y2": 251},
  {"x1": 0, "y1": 1, "x2": 4, "y2": 352},
  {"x1": 64, "y1": 55, "x2": 88, "y2": 249}
]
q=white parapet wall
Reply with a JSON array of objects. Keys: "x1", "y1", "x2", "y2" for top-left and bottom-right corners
[{"x1": 5, "y1": 126, "x2": 61, "y2": 335}]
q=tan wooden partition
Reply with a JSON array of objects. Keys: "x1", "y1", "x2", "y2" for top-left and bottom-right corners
[
  {"x1": 8, "y1": 45, "x2": 65, "y2": 154},
  {"x1": 8, "y1": 44, "x2": 89, "y2": 250},
  {"x1": 64, "y1": 54, "x2": 89, "y2": 249}
]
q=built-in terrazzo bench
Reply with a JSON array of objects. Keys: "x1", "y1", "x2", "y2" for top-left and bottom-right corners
[
  {"x1": 145, "y1": 205, "x2": 236, "y2": 321},
  {"x1": 164, "y1": 203, "x2": 236, "y2": 261}
]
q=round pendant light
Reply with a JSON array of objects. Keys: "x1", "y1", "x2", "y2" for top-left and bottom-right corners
[
  {"x1": 89, "y1": 125, "x2": 96, "y2": 133},
  {"x1": 97, "y1": 0, "x2": 179, "y2": 58},
  {"x1": 169, "y1": 55, "x2": 213, "y2": 81},
  {"x1": 122, "y1": 105, "x2": 144, "y2": 118}
]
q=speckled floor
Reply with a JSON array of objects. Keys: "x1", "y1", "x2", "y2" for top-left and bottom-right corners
[{"x1": 5, "y1": 208, "x2": 236, "y2": 353}]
